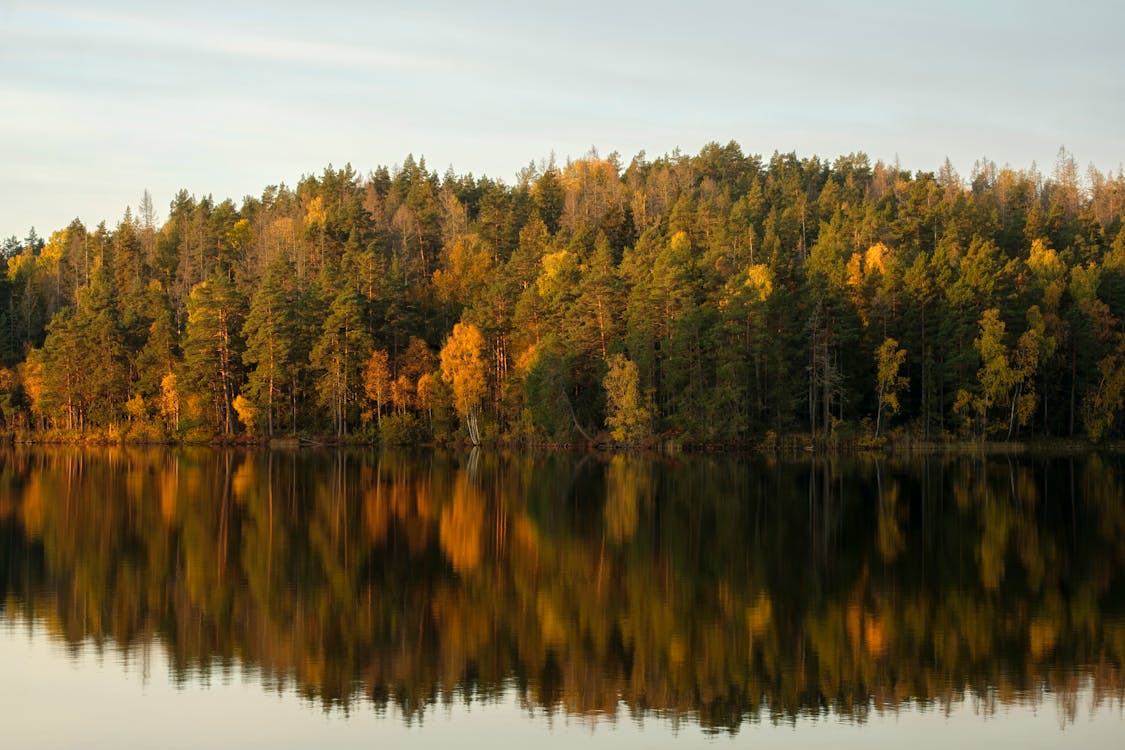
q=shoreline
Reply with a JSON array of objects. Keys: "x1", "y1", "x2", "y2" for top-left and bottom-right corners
[{"x1": 2, "y1": 431, "x2": 1122, "y2": 456}]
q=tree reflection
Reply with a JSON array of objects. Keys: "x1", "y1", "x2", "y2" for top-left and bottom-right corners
[{"x1": 0, "y1": 448, "x2": 1123, "y2": 730}]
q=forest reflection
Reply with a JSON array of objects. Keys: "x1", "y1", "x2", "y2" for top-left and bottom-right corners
[{"x1": 1, "y1": 447, "x2": 1124, "y2": 731}]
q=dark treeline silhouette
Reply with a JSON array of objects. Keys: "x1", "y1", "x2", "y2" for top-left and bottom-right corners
[
  {"x1": 0, "y1": 449, "x2": 1123, "y2": 729},
  {"x1": 1, "y1": 144, "x2": 1124, "y2": 445}
]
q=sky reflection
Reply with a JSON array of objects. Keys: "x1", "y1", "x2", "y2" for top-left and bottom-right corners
[{"x1": 1, "y1": 620, "x2": 1122, "y2": 749}]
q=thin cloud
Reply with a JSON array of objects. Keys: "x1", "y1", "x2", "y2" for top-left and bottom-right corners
[{"x1": 10, "y1": 4, "x2": 438, "y2": 73}]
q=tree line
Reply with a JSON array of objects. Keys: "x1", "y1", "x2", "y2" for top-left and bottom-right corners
[{"x1": 2, "y1": 142, "x2": 1124, "y2": 444}]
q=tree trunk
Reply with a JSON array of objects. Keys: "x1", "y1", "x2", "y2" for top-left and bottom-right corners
[
  {"x1": 1069, "y1": 348, "x2": 1077, "y2": 436},
  {"x1": 1007, "y1": 382, "x2": 1021, "y2": 441}
]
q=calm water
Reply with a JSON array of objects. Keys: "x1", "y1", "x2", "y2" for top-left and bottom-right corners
[{"x1": 0, "y1": 447, "x2": 1123, "y2": 748}]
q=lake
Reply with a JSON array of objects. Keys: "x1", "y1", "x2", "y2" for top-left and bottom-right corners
[{"x1": 0, "y1": 447, "x2": 1122, "y2": 747}]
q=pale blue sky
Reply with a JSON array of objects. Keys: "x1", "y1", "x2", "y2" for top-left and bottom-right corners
[{"x1": 2, "y1": 0, "x2": 1122, "y2": 239}]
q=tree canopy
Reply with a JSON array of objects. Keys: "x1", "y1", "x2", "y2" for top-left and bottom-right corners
[{"x1": 1, "y1": 144, "x2": 1123, "y2": 444}]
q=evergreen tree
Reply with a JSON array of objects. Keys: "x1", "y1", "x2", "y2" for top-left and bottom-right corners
[
  {"x1": 34, "y1": 267, "x2": 127, "y2": 430},
  {"x1": 310, "y1": 287, "x2": 372, "y2": 436},
  {"x1": 181, "y1": 271, "x2": 246, "y2": 436},
  {"x1": 242, "y1": 255, "x2": 299, "y2": 436}
]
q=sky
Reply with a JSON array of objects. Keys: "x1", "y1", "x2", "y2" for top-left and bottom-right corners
[{"x1": 1, "y1": 0, "x2": 1123, "y2": 240}]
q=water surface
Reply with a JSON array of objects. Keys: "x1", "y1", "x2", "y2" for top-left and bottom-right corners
[{"x1": 0, "y1": 448, "x2": 1122, "y2": 747}]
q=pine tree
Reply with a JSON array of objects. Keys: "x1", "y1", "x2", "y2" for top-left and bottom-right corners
[
  {"x1": 34, "y1": 267, "x2": 128, "y2": 430},
  {"x1": 134, "y1": 297, "x2": 179, "y2": 404},
  {"x1": 77, "y1": 267, "x2": 129, "y2": 426},
  {"x1": 181, "y1": 271, "x2": 246, "y2": 436},
  {"x1": 310, "y1": 287, "x2": 372, "y2": 436},
  {"x1": 242, "y1": 255, "x2": 299, "y2": 436}
]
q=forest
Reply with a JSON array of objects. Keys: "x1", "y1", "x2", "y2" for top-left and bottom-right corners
[{"x1": 1, "y1": 142, "x2": 1124, "y2": 446}]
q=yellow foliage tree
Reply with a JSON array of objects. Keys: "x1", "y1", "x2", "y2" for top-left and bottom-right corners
[
  {"x1": 391, "y1": 374, "x2": 413, "y2": 414},
  {"x1": 970, "y1": 307, "x2": 1045, "y2": 439},
  {"x1": 432, "y1": 233, "x2": 493, "y2": 306},
  {"x1": 232, "y1": 394, "x2": 258, "y2": 435},
  {"x1": 19, "y1": 351, "x2": 48, "y2": 430},
  {"x1": 874, "y1": 338, "x2": 908, "y2": 437},
  {"x1": 159, "y1": 372, "x2": 180, "y2": 431},
  {"x1": 603, "y1": 353, "x2": 650, "y2": 444},
  {"x1": 1082, "y1": 337, "x2": 1125, "y2": 441},
  {"x1": 416, "y1": 372, "x2": 439, "y2": 429},
  {"x1": 125, "y1": 393, "x2": 147, "y2": 423},
  {"x1": 536, "y1": 249, "x2": 578, "y2": 305},
  {"x1": 440, "y1": 322, "x2": 486, "y2": 445},
  {"x1": 973, "y1": 308, "x2": 1017, "y2": 436},
  {"x1": 364, "y1": 349, "x2": 391, "y2": 425},
  {"x1": 1028, "y1": 238, "x2": 1067, "y2": 310}
]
